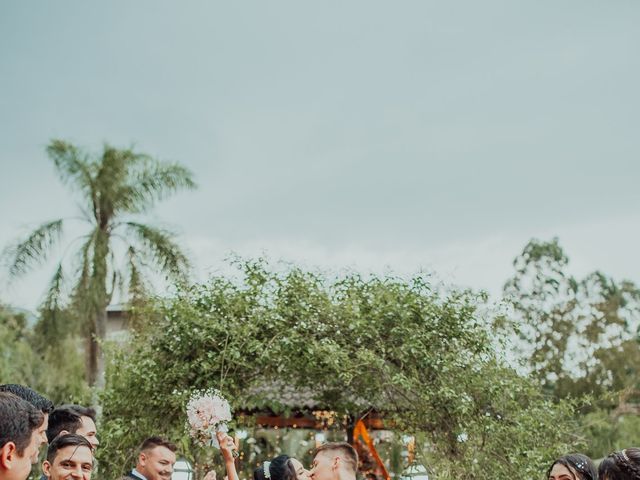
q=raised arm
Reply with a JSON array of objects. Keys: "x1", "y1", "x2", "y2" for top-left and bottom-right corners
[{"x1": 216, "y1": 432, "x2": 239, "y2": 480}]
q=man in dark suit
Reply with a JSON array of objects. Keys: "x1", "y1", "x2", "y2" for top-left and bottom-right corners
[{"x1": 124, "y1": 437, "x2": 177, "y2": 480}]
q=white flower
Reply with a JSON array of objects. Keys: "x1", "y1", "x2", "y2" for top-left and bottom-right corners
[{"x1": 185, "y1": 389, "x2": 233, "y2": 447}]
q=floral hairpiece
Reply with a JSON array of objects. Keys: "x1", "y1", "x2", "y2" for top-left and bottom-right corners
[
  {"x1": 263, "y1": 461, "x2": 272, "y2": 479},
  {"x1": 574, "y1": 461, "x2": 587, "y2": 470}
]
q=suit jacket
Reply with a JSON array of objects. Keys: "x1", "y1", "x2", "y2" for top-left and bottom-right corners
[{"x1": 121, "y1": 471, "x2": 145, "y2": 480}]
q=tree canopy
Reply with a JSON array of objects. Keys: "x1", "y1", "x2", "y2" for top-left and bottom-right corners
[
  {"x1": 0, "y1": 304, "x2": 89, "y2": 404},
  {"x1": 100, "y1": 260, "x2": 581, "y2": 480},
  {"x1": 503, "y1": 238, "x2": 640, "y2": 400}
]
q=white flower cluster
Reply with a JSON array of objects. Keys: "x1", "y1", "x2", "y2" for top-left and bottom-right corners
[{"x1": 186, "y1": 388, "x2": 233, "y2": 447}]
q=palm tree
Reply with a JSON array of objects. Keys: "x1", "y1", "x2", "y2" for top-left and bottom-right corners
[{"x1": 4, "y1": 139, "x2": 196, "y2": 386}]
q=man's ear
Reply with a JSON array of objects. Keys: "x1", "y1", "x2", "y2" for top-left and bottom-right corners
[
  {"x1": 58, "y1": 430, "x2": 70, "y2": 437},
  {"x1": 43, "y1": 460, "x2": 52, "y2": 478},
  {"x1": 0, "y1": 442, "x2": 17, "y2": 470},
  {"x1": 139, "y1": 452, "x2": 147, "y2": 466}
]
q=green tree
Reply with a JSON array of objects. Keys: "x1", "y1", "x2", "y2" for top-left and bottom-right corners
[
  {"x1": 0, "y1": 303, "x2": 90, "y2": 404},
  {"x1": 503, "y1": 238, "x2": 640, "y2": 400},
  {"x1": 0, "y1": 304, "x2": 38, "y2": 383},
  {"x1": 100, "y1": 260, "x2": 581, "y2": 480},
  {"x1": 3, "y1": 140, "x2": 195, "y2": 386}
]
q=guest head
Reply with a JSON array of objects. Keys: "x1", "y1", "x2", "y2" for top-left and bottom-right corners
[
  {"x1": 547, "y1": 454, "x2": 597, "y2": 480},
  {"x1": 254, "y1": 455, "x2": 308, "y2": 480},
  {"x1": 135, "y1": 437, "x2": 177, "y2": 480},
  {"x1": 47, "y1": 406, "x2": 99, "y2": 450},
  {"x1": 599, "y1": 448, "x2": 640, "y2": 480},
  {"x1": 310, "y1": 442, "x2": 358, "y2": 480},
  {"x1": 0, "y1": 385, "x2": 54, "y2": 462},
  {"x1": 0, "y1": 391, "x2": 45, "y2": 480},
  {"x1": 42, "y1": 434, "x2": 93, "y2": 480}
]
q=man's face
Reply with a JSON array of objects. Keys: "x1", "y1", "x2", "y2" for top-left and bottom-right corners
[
  {"x1": 43, "y1": 445, "x2": 94, "y2": 480},
  {"x1": 310, "y1": 452, "x2": 336, "y2": 480},
  {"x1": 75, "y1": 417, "x2": 99, "y2": 450},
  {"x1": 139, "y1": 446, "x2": 176, "y2": 480},
  {"x1": 32, "y1": 413, "x2": 49, "y2": 463},
  {"x1": 2, "y1": 430, "x2": 42, "y2": 480}
]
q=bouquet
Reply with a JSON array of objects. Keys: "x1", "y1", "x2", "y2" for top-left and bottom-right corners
[{"x1": 186, "y1": 388, "x2": 233, "y2": 450}]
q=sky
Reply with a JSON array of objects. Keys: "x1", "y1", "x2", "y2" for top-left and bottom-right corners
[{"x1": 1, "y1": 1, "x2": 639, "y2": 311}]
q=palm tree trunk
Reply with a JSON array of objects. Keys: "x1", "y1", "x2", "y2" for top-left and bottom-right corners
[
  {"x1": 87, "y1": 230, "x2": 109, "y2": 387},
  {"x1": 85, "y1": 306, "x2": 107, "y2": 388}
]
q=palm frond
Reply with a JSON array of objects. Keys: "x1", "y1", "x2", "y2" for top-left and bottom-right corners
[
  {"x1": 42, "y1": 263, "x2": 66, "y2": 312},
  {"x1": 75, "y1": 232, "x2": 96, "y2": 289},
  {"x1": 124, "y1": 222, "x2": 190, "y2": 282},
  {"x1": 67, "y1": 232, "x2": 95, "y2": 317},
  {"x1": 46, "y1": 140, "x2": 95, "y2": 203},
  {"x1": 98, "y1": 146, "x2": 146, "y2": 196},
  {"x1": 3, "y1": 220, "x2": 64, "y2": 277},
  {"x1": 117, "y1": 162, "x2": 196, "y2": 213},
  {"x1": 105, "y1": 249, "x2": 118, "y2": 305},
  {"x1": 126, "y1": 246, "x2": 148, "y2": 299},
  {"x1": 34, "y1": 263, "x2": 73, "y2": 345}
]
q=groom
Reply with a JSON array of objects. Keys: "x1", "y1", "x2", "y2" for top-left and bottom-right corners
[{"x1": 309, "y1": 442, "x2": 358, "y2": 480}]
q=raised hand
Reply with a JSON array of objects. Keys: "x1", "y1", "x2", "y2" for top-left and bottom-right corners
[
  {"x1": 216, "y1": 431, "x2": 236, "y2": 462},
  {"x1": 215, "y1": 432, "x2": 239, "y2": 480}
]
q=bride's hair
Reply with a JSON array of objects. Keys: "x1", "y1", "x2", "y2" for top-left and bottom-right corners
[
  {"x1": 254, "y1": 455, "x2": 297, "y2": 480},
  {"x1": 599, "y1": 448, "x2": 640, "y2": 480},
  {"x1": 546, "y1": 453, "x2": 597, "y2": 480}
]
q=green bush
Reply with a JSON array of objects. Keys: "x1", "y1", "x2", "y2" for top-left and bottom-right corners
[{"x1": 100, "y1": 261, "x2": 582, "y2": 480}]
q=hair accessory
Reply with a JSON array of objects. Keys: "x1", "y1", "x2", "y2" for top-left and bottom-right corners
[
  {"x1": 264, "y1": 461, "x2": 272, "y2": 479},
  {"x1": 621, "y1": 450, "x2": 630, "y2": 462}
]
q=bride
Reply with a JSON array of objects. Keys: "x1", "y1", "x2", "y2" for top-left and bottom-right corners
[{"x1": 215, "y1": 432, "x2": 309, "y2": 480}]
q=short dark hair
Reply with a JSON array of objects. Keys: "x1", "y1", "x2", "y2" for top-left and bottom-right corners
[
  {"x1": 547, "y1": 453, "x2": 597, "y2": 480},
  {"x1": 253, "y1": 455, "x2": 297, "y2": 480},
  {"x1": 46, "y1": 434, "x2": 93, "y2": 463},
  {"x1": 0, "y1": 384, "x2": 54, "y2": 414},
  {"x1": 599, "y1": 448, "x2": 640, "y2": 480},
  {"x1": 0, "y1": 392, "x2": 44, "y2": 455},
  {"x1": 47, "y1": 405, "x2": 97, "y2": 441},
  {"x1": 314, "y1": 442, "x2": 358, "y2": 475},
  {"x1": 139, "y1": 436, "x2": 177, "y2": 454}
]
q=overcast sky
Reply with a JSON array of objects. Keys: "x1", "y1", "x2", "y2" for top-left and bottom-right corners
[{"x1": 1, "y1": 1, "x2": 639, "y2": 311}]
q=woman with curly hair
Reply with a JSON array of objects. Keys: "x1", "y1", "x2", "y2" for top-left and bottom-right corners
[
  {"x1": 547, "y1": 454, "x2": 597, "y2": 480},
  {"x1": 599, "y1": 448, "x2": 640, "y2": 480}
]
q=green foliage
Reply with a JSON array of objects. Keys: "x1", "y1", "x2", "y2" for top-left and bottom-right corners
[
  {"x1": 503, "y1": 238, "x2": 640, "y2": 400},
  {"x1": 0, "y1": 304, "x2": 90, "y2": 405},
  {"x1": 2, "y1": 139, "x2": 196, "y2": 385},
  {"x1": 581, "y1": 408, "x2": 640, "y2": 460},
  {"x1": 503, "y1": 238, "x2": 640, "y2": 461},
  {"x1": 0, "y1": 306, "x2": 38, "y2": 383},
  {"x1": 100, "y1": 261, "x2": 580, "y2": 480}
]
